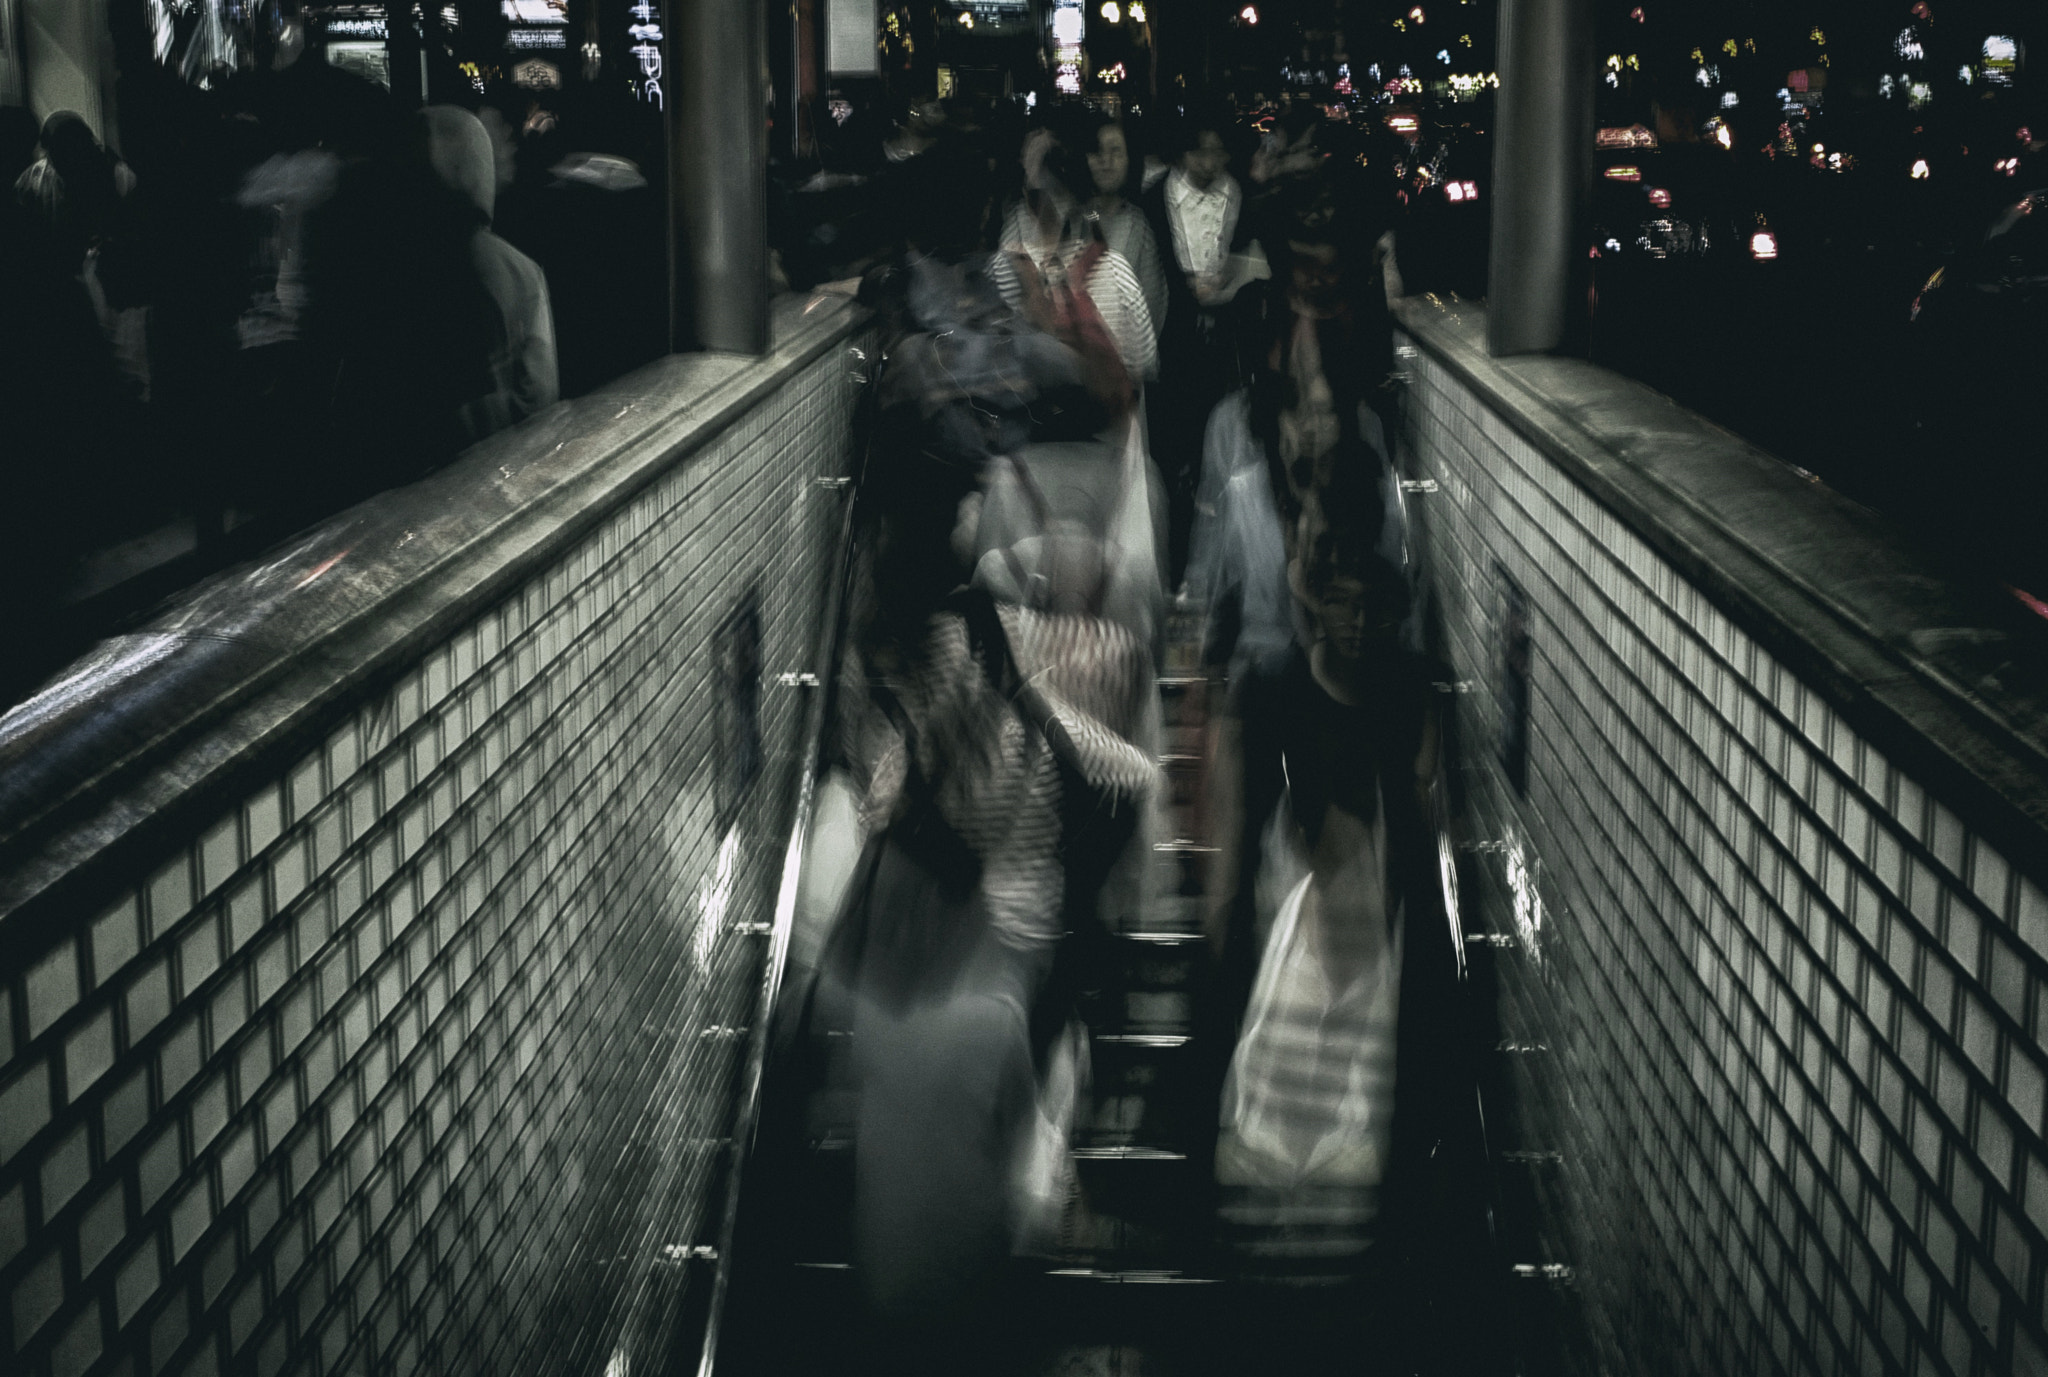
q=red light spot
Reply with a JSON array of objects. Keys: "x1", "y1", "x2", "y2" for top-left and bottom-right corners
[
  {"x1": 294, "y1": 549, "x2": 353, "y2": 591},
  {"x1": 1647, "y1": 187, "x2": 1671, "y2": 207}
]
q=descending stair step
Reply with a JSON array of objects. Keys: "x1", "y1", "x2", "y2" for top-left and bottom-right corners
[{"x1": 1072, "y1": 1146, "x2": 1204, "y2": 1256}]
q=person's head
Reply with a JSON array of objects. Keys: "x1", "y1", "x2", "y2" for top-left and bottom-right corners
[
  {"x1": 1273, "y1": 175, "x2": 1364, "y2": 310},
  {"x1": 38, "y1": 111, "x2": 99, "y2": 178},
  {"x1": 1182, "y1": 127, "x2": 1228, "y2": 189},
  {"x1": 1088, "y1": 119, "x2": 1131, "y2": 198},
  {"x1": 1287, "y1": 236, "x2": 1345, "y2": 310},
  {"x1": 896, "y1": 92, "x2": 946, "y2": 140},
  {"x1": 422, "y1": 105, "x2": 497, "y2": 226},
  {"x1": 1014, "y1": 121, "x2": 1092, "y2": 248}
]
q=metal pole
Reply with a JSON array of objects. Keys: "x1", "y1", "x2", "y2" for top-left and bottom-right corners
[
  {"x1": 668, "y1": 0, "x2": 770, "y2": 354},
  {"x1": 1486, "y1": 0, "x2": 1594, "y2": 357}
]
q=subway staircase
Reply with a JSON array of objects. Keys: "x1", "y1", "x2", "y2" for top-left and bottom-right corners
[{"x1": 707, "y1": 609, "x2": 1519, "y2": 1377}]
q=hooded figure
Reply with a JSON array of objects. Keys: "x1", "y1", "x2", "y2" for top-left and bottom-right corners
[
  {"x1": 297, "y1": 105, "x2": 558, "y2": 502},
  {"x1": 422, "y1": 105, "x2": 558, "y2": 443}
]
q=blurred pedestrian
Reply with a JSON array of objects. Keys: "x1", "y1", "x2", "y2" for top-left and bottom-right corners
[
  {"x1": 297, "y1": 104, "x2": 556, "y2": 508},
  {"x1": 1071, "y1": 109, "x2": 1167, "y2": 347},
  {"x1": 1143, "y1": 104, "x2": 1270, "y2": 586},
  {"x1": 1212, "y1": 458, "x2": 1440, "y2": 1285}
]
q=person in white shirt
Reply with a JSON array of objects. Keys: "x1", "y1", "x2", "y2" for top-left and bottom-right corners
[{"x1": 1140, "y1": 108, "x2": 1271, "y2": 586}]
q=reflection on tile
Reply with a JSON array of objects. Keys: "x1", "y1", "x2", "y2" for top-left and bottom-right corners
[
  {"x1": 1400, "y1": 334, "x2": 2048, "y2": 1377},
  {"x1": 0, "y1": 330, "x2": 870, "y2": 1376}
]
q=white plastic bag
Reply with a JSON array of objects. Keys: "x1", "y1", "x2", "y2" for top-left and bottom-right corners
[
  {"x1": 1012, "y1": 1018, "x2": 1091, "y2": 1257},
  {"x1": 1217, "y1": 807, "x2": 1403, "y2": 1192},
  {"x1": 1096, "y1": 412, "x2": 1166, "y2": 650}
]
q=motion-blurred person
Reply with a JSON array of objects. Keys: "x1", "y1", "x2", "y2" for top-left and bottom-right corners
[
  {"x1": 0, "y1": 111, "x2": 145, "y2": 698},
  {"x1": 974, "y1": 120, "x2": 1169, "y2": 664},
  {"x1": 1186, "y1": 189, "x2": 1412, "y2": 1215},
  {"x1": 14, "y1": 112, "x2": 151, "y2": 401},
  {"x1": 1072, "y1": 109, "x2": 1167, "y2": 346},
  {"x1": 832, "y1": 579, "x2": 1153, "y2": 1373},
  {"x1": 421, "y1": 106, "x2": 558, "y2": 439},
  {"x1": 493, "y1": 93, "x2": 663, "y2": 396},
  {"x1": 989, "y1": 123, "x2": 1158, "y2": 386},
  {"x1": 1249, "y1": 100, "x2": 1326, "y2": 190},
  {"x1": 14, "y1": 112, "x2": 140, "y2": 276},
  {"x1": 298, "y1": 105, "x2": 556, "y2": 510},
  {"x1": 797, "y1": 137, "x2": 1157, "y2": 1376},
  {"x1": 1142, "y1": 105, "x2": 1270, "y2": 586},
  {"x1": 1210, "y1": 457, "x2": 1448, "y2": 1308}
]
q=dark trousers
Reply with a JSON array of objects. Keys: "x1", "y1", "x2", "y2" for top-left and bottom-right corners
[{"x1": 1149, "y1": 315, "x2": 1244, "y2": 588}]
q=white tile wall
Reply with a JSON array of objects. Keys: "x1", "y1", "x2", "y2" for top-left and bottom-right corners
[
  {"x1": 0, "y1": 341, "x2": 867, "y2": 1377},
  {"x1": 1404, "y1": 337, "x2": 2048, "y2": 1377}
]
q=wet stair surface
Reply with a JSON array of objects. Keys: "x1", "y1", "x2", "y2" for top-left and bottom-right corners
[{"x1": 712, "y1": 613, "x2": 1520, "y2": 1377}]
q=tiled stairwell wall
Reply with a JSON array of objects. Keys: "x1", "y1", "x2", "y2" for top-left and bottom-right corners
[
  {"x1": 1399, "y1": 326, "x2": 2048, "y2": 1377},
  {"x1": 0, "y1": 335, "x2": 865, "y2": 1377}
]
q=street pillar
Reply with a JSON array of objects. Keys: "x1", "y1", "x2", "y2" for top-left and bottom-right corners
[
  {"x1": 668, "y1": 0, "x2": 770, "y2": 355},
  {"x1": 1486, "y1": 0, "x2": 1595, "y2": 357}
]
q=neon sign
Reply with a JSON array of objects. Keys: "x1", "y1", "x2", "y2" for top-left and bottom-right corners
[
  {"x1": 629, "y1": 1, "x2": 664, "y2": 108},
  {"x1": 1596, "y1": 124, "x2": 1657, "y2": 149},
  {"x1": 1052, "y1": 0, "x2": 1084, "y2": 92},
  {"x1": 1983, "y1": 36, "x2": 2018, "y2": 87}
]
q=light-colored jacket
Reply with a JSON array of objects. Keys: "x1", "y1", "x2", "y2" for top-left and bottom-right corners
[{"x1": 423, "y1": 106, "x2": 559, "y2": 441}]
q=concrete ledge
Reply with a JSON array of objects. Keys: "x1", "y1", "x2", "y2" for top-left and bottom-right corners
[
  {"x1": 0, "y1": 294, "x2": 869, "y2": 934},
  {"x1": 1394, "y1": 295, "x2": 2048, "y2": 883}
]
